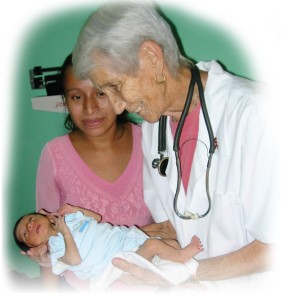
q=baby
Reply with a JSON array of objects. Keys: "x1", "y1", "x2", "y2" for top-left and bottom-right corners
[{"x1": 14, "y1": 204, "x2": 203, "y2": 281}]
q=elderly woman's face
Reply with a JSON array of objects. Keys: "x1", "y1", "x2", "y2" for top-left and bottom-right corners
[{"x1": 90, "y1": 62, "x2": 166, "y2": 123}]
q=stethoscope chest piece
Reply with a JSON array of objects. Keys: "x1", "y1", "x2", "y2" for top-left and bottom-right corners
[
  {"x1": 152, "y1": 155, "x2": 169, "y2": 177},
  {"x1": 152, "y1": 115, "x2": 169, "y2": 177}
]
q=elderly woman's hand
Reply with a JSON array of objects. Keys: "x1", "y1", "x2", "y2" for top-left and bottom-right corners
[
  {"x1": 112, "y1": 257, "x2": 207, "y2": 291},
  {"x1": 111, "y1": 258, "x2": 206, "y2": 290},
  {"x1": 141, "y1": 220, "x2": 177, "y2": 240},
  {"x1": 111, "y1": 257, "x2": 169, "y2": 287}
]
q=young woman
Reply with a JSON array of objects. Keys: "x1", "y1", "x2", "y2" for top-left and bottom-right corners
[{"x1": 28, "y1": 54, "x2": 154, "y2": 289}]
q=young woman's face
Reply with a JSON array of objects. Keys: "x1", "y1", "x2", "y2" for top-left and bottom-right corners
[
  {"x1": 16, "y1": 214, "x2": 53, "y2": 248},
  {"x1": 64, "y1": 66, "x2": 118, "y2": 137}
]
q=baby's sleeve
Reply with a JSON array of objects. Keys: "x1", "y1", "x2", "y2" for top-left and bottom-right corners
[{"x1": 49, "y1": 235, "x2": 69, "y2": 275}]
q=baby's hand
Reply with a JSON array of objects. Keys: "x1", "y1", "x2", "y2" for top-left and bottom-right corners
[{"x1": 55, "y1": 215, "x2": 70, "y2": 236}]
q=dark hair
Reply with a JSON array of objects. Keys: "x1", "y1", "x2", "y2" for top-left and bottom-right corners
[
  {"x1": 13, "y1": 212, "x2": 44, "y2": 253},
  {"x1": 58, "y1": 54, "x2": 138, "y2": 131}
]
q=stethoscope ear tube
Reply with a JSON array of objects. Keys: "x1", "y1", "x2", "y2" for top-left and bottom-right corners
[
  {"x1": 192, "y1": 66, "x2": 216, "y2": 154},
  {"x1": 173, "y1": 65, "x2": 216, "y2": 220},
  {"x1": 158, "y1": 115, "x2": 167, "y2": 153},
  {"x1": 173, "y1": 71, "x2": 196, "y2": 152}
]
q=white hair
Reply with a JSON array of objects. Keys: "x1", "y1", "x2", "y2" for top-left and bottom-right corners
[{"x1": 72, "y1": 0, "x2": 193, "y2": 79}]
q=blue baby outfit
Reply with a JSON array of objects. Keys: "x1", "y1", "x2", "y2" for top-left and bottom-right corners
[{"x1": 49, "y1": 211, "x2": 148, "y2": 280}]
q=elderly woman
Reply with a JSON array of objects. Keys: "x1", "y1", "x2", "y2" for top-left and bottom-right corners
[{"x1": 72, "y1": 1, "x2": 277, "y2": 288}]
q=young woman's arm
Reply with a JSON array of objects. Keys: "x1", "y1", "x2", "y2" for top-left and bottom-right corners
[
  {"x1": 56, "y1": 203, "x2": 102, "y2": 222},
  {"x1": 40, "y1": 266, "x2": 61, "y2": 289}
]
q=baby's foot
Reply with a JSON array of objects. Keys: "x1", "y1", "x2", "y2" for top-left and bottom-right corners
[
  {"x1": 181, "y1": 235, "x2": 203, "y2": 262},
  {"x1": 190, "y1": 235, "x2": 203, "y2": 253}
]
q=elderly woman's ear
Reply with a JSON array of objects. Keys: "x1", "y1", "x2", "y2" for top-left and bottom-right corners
[
  {"x1": 139, "y1": 40, "x2": 166, "y2": 84},
  {"x1": 139, "y1": 40, "x2": 164, "y2": 67}
]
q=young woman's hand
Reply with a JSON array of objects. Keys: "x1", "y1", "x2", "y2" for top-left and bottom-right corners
[
  {"x1": 21, "y1": 243, "x2": 51, "y2": 267},
  {"x1": 56, "y1": 203, "x2": 102, "y2": 222},
  {"x1": 55, "y1": 203, "x2": 79, "y2": 216}
]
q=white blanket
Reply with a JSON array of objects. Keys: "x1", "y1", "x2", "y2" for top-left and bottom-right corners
[{"x1": 90, "y1": 251, "x2": 198, "y2": 290}]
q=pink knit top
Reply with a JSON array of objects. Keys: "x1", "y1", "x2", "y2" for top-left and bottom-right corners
[
  {"x1": 36, "y1": 124, "x2": 153, "y2": 227},
  {"x1": 170, "y1": 103, "x2": 201, "y2": 192}
]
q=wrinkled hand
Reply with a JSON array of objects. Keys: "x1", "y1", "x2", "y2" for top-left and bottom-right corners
[
  {"x1": 112, "y1": 257, "x2": 169, "y2": 287},
  {"x1": 141, "y1": 220, "x2": 177, "y2": 240},
  {"x1": 111, "y1": 258, "x2": 206, "y2": 291},
  {"x1": 21, "y1": 243, "x2": 51, "y2": 267}
]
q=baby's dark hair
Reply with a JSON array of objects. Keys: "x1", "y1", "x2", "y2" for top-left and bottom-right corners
[{"x1": 13, "y1": 212, "x2": 44, "y2": 253}]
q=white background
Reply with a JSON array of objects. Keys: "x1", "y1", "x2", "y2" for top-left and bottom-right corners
[{"x1": 2, "y1": 0, "x2": 280, "y2": 298}]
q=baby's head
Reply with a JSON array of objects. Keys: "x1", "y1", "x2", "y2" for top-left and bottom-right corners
[{"x1": 13, "y1": 212, "x2": 51, "y2": 252}]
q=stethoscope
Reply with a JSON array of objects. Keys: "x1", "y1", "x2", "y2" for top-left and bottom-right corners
[{"x1": 152, "y1": 65, "x2": 217, "y2": 220}]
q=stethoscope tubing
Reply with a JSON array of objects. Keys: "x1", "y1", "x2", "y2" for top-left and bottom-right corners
[
  {"x1": 193, "y1": 66, "x2": 215, "y2": 155},
  {"x1": 153, "y1": 65, "x2": 216, "y2": 220},
  {"x1": 173, "y1": 66, "x2": 215, "y2": 220}
]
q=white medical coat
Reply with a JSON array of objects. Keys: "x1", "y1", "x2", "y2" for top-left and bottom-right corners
[{"x1": 142, "y1": 61, "x2": 279, "y2": 260}]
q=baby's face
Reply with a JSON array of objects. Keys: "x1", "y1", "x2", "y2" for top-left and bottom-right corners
[{"x1": 16, "y1": 214, "x2": 53, "y2": 248}]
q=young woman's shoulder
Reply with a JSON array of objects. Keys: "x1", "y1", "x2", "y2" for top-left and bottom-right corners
[
  {"x1": 39, "y1": 134, "x2": 71, "y2": 158},
  {"x1": 44, "y1": 134, "x2": 70, "y2": 148}
]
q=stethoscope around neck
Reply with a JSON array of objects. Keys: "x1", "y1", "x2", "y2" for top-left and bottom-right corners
[{"x1": 152, "y1": 65, "x2": 217, "y2": 220}]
